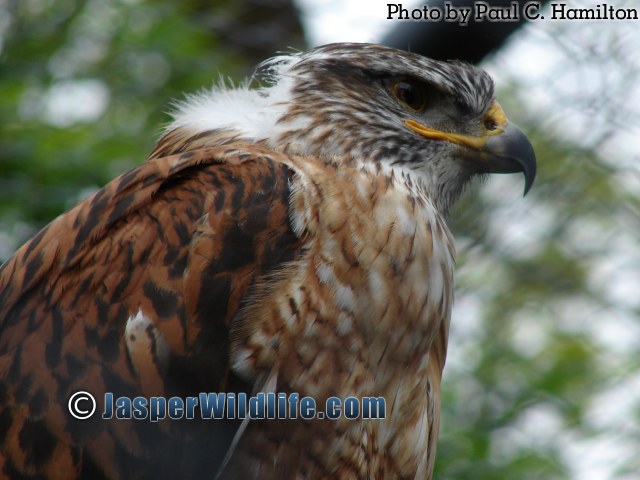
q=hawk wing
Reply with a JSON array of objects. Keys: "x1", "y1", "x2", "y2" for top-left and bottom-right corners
[{"x1": 0, "y1": 141, "x2": 303, "y2": 478}]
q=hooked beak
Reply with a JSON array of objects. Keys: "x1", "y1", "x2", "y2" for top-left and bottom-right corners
[
  {"x1": 404, "y1": 101, "x2": 537, "y2": 195},
  {"x1": 477, "y1": 122, "x2": 537, "y2": 195}
]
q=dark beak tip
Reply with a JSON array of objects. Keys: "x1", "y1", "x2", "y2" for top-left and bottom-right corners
[
  {"x1": 521, "y1": 143, "x2": 537, "y2": 196},
  {"x1": 523, "y1": 171, "x2": 535, "y2": 196}
]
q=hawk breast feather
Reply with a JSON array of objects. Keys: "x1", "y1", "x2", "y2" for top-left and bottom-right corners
[{"x1": 0, "y1": 137, "x2": 453, "y2": 478}]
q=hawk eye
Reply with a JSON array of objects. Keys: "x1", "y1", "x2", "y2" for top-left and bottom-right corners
[
  {"x1": 392, "y1": 80, "x2": 427, "y2": 112},
  {"x1": 484, "y1": 118, "x2": 498, "y2": 131}
]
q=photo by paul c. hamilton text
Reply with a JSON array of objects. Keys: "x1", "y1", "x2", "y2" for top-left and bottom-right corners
[{"x1": 387, "y1": 2, "x2": 639, "y2": 25}]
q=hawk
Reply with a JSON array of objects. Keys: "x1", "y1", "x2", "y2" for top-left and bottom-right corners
[{"x1": 0, "y1": 43, "x2": 535, "y2": 479}]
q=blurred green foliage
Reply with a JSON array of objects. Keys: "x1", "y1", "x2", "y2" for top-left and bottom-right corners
[
  {"x1": 0, "y1": 0, "x2": 304, "y2": 255},
  {"x1": 1, "y1": 1, "x2": 638, "y2": 479}
]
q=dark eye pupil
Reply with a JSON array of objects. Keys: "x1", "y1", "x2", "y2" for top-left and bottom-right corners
[
  {"x1": 484, "y1": 118, "x2": 498, "y2": 131},
  {"x1": 396, "y1": 82, "x2": 415, "y2": 105},
  {"x1": 394, "y1": 81, "x2": 423, "y2": 110}
]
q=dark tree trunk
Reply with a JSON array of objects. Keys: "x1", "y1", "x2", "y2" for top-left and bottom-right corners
[{"x1": 382, "y1": 0, "x2": 552, "y2": 63}]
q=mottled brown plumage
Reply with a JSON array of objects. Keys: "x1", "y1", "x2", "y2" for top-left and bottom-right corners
[{"x1": 0, "y1": 43, "x2": 535, "y2": 479}]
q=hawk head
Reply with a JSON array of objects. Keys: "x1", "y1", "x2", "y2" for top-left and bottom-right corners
[{"x1": 171, "y1": 43, "x2": 536, "y2": 213}]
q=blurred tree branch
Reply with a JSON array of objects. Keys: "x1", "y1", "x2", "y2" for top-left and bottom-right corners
[{"x1": 383, "y1": 0, "x2": 551, "y2": 62}]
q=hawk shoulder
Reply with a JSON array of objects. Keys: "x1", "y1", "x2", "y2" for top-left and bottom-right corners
[{"x1": 0, "y1": 141, "x2": 304, "y2": 478}]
